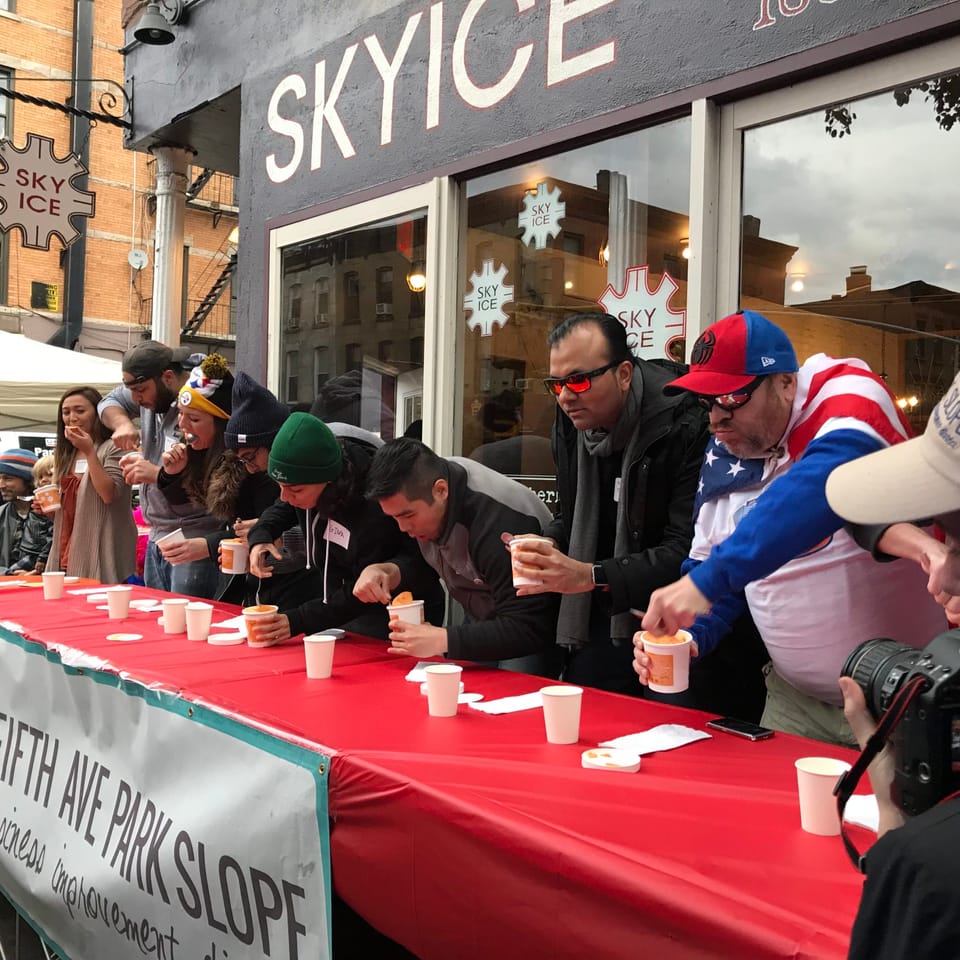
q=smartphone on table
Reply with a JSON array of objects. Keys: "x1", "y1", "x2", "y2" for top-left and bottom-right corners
[{"x1": 705, "y1": 716, "x2": 775, "y2": 741}]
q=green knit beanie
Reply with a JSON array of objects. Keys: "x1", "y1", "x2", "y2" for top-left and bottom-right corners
[{"x1": 268, "y1": 413, "x2": 343, "y2": 484}]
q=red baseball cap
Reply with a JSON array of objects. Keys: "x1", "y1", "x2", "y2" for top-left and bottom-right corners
[{"x1": 664, "y1": 310, "x2": 799, "y2": 396}]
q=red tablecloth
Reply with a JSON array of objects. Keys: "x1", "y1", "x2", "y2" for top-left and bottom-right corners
[{"x1": 0, "y1": 587, "x2": 868, "y2": 959}]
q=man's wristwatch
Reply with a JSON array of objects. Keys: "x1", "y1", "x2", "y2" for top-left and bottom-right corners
[{"x1": 591, "y1": 562, "x2": 609, "y2": 591}]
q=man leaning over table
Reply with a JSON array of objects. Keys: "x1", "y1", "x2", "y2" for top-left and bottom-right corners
[
  {"x1": 244, "y1": 413, "x2": 442, "y2": 644},
  {"x1": 635, "y1": 310, "x2": 945, "y2": 747},
  {"x1": 506, "y1": 311, "x2": 710, "y2": 695},
  {"x1": 354, "y1": 437, "x2": 559, "y2": 673},
  {"x1": 98, "y1": 340, "x2": 223, "y2": 597}
]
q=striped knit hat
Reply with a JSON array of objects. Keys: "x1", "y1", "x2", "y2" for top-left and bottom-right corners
[{"x1": 0, "y1": 448, "x2": 38, "y2": 483}]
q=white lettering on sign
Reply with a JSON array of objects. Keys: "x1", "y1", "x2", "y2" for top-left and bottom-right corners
[
  {"x1": 0, "y1": 135, "x2": 95, "y2": 251},
  {"x1": 265, "y1": 0, "x2": 618, "y2": 183},
  {"x1": 753, "y1": 0, "x2": 838, "y2": 30}
]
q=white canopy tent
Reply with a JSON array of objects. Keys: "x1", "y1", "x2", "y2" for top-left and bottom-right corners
[{"x1": 0, "y1": 331, "x2": 123, "y2": 432}]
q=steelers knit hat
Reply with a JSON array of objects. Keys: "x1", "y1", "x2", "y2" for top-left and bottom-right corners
[
  {"x1": 177, "y1": 354, "x2": 234, "y2": 420},
  {"x1": 268, "y1": 412, "x2": 343, "y2": 484}
]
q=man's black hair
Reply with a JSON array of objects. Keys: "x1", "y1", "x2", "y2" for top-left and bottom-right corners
[
  {"x1": 547, "y1": 312, "x2": 635, "y2": 366},
  {"x1": 366, "y1": 437, "x2": 449, "y2": 503}
]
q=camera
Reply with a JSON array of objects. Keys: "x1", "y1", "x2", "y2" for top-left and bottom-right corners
[{"x1": 842, "y1": 629, "x2": 960, "y2": 817}]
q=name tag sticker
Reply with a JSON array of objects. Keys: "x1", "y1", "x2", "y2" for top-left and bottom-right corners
[
  {"x1": 614, "y1": 477, "x2": 621, "y2": 503},
  {"x1": 163, "y1": 434, "x2": 178, "y2": 453},
  {"x1": 324, "y1": 520, "x2": 351, "y2": 549},
  {"x1": 74, "y1": 459, "x2": 88, "y2": 474}
]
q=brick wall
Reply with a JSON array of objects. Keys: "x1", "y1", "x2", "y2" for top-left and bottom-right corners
[{"x1": 0, "y1": 0, "x2": 237, "y2": 352}]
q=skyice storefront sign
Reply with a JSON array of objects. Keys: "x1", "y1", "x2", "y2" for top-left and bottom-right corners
[{"x1": 264, "y1": 0, "x2": 618, "y2": 184}]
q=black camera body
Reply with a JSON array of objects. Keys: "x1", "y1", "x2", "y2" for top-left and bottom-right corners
[{"x1": 842, "y1": 629, "x2": 960, "y2": 817}]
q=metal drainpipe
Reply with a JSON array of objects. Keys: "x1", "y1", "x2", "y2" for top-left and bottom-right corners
[{"x1": 56, "y1": 0, "x2": 94, "y2": 350}]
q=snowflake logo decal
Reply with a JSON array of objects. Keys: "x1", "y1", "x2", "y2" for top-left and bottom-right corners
[
  {"x1": 597, "y1": 265, "x2": 687, "y2": 360},
  {"x1": 518, "y1": 181, "x2": 565, "y2": 248},
  {"x1": 463, "y1": 259, "x2": 513, "y2": 337},
  {"x1": 0, "y1": 134, "x2": 96, "y2": 251}
]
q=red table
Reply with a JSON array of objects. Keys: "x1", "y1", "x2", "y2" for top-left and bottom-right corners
[{"x1": 0, "y1": 586, "x2": 868, "y2": 959}]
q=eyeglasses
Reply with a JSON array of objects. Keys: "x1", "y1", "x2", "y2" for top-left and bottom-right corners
[
  {"x1": 236, "y1": 450, "x2": 260, "y2": 465},
  {"x1": 543, "y1": 360, "x2": 620, "y2": 396},
  {"x1": 696, "y1": 377, "x2": 766, "y2": 412}
]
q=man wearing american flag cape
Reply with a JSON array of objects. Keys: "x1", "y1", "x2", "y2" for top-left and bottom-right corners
[{"x1": 635, "y1": 310, "x2": 944, "y2": 746}]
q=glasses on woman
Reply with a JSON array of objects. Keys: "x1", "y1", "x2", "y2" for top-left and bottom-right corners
[
  {"x1": 543, "y1": 360, "x2": 620, "y2": 396},
  {"x1": 236, "y1": 450, "x2": 259, "y2": 465},
  {"x1": 696, "y1": 377, "x2": 766, "y2": 412}
]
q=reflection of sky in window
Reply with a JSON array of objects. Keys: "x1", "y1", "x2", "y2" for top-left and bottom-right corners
[
  {"x1": 743, "y1": 80, "x2": 960, "y2": 305},
  {"x1": 467, "y1": 117, "x2": 691, "y2": 214}
]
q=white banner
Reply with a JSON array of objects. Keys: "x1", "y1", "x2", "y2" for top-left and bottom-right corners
[{"x1": 0, "y1": 629, "x2": 331, "y2": 960}]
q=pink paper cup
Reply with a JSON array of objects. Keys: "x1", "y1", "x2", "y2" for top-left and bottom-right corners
[
  {"x1": 508, "y1": 536, "x2": 552, "y2": 587},
  {"x1": 387, "y1": 600, "x2": 425, "y2": 625},
  {"x1": 106, "y1": 585, "x2": 133, "y2": 619},
  {"x1": 539, "y1": 685, "x2": 583, "y2": 744},
  {"x1": 185, "y1": 601, "x2": 214, "y2": 642},
  {"x1": 425, "y1": 664, "x2": 463, "y2": 717},
  {"x1": 41, "y1": 570, "x2": 65, "y2": 600},
  {"x1": 304, "y1": 634, "x2": 337, "y2": 679},
  {"x1": 161, "y1": 598, "x2": 189, "y2": 634},
  {"x1": 795, "y1": 757, "x2": 851, "y2": 835}
]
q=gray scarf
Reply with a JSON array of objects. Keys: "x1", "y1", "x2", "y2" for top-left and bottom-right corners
[{"x1": 557, "y1": 365, "x2": 646, "y2": 648}]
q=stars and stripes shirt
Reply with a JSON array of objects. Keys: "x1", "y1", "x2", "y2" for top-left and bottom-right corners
[{"x1": 685, "y1": 354, "x2": 945, "y2": 705}]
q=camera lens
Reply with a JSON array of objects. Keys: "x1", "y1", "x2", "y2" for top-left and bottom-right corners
[{"x1": 842, "y1": 638, "x2": 921, "y2": 718}]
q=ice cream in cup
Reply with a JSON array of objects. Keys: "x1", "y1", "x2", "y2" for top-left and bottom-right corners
[
  {"x1": 34, "y1": 484, "x2": 61, "y2": 514},
  {"x1": 220, "y1": 538, "x2": 249, "y2": 574},
  {"x1": 243, "y1": 604, "x2": 280, "y2": 647},
  {"x1": 640, "y1": 630, "x2": 694, "y2": 694},
  {"x1": 387, "y1": 591, "x2": 424, "y2": 625},
  {"x1": 508, "y1": 535, "x2": 552, "y2": 587}
]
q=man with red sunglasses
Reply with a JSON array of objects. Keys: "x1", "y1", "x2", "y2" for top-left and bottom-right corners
[
  {"x1": 635, "y1": 310, "x2": 945, "y2": 745},
  {"x1": 509, "y1": 312, "x2": 708, "y2": 695}
]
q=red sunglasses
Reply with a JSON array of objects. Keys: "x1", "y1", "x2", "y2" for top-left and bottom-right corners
[{"x1": 543, "y1": 360, "x2": 620, "y2": 396}]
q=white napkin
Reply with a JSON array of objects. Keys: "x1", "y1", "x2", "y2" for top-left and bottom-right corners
[
  {"x1": 468, "y1": 692, "x2": 543, "y2": 714},
  {"x1": 599, "y1": 724, "x2": 711, "y2": 756},
  {"x1": 842, "y1": 794, "x2": 879, "y2": 833},
  {"x1": 68, "y1": 586, "x2": 111, "y2": 596},
  {"x1": 405, "y1": 661, "x2": 440, "y2": 683},
  {"x1": 211, "y1": 614, "x2": 247, "y2": 630}
]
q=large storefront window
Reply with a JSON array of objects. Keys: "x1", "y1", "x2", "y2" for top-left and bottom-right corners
[
  {"x1": 462, "y1": 118, "x2": 691, "y2": 497},
  {"x1": 741, "y1": 69, "x2": 960, "y2": 427},
  {"x1": 278, "y1": 211, "x2": 427, "y2": 439}
]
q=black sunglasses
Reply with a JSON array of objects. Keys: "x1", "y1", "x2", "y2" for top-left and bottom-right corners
[
  {"x1": 543, "y1": 360, "x2": 621, "y2": 396},
  {"x1": 696, "y1": 377, "x2": 766, "y2": 412},
  {"x1": 121, "y1": 374, "x2": 152, "y2": 389}
]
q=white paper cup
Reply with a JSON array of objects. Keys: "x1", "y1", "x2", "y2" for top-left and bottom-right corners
[
  {"x1": 106, "y1": 585, "x2": 133, "y2": 619},
  {"x1": 220, "y1": 538, "x2": 249, "y2": 574},
  {"x1": 304, "y1": 633, "x2": 337, "y2": 679},
  {"x1": 425, "y1": 664, "x2": 463, "y2": 717},
  {"x1": 795, "y1": 757, "x2": 851, "y2": 836},
  {"x1": 161, "y1": 598, "x2": 189, "y2": 634},
  {"x1": 185, "y1": 601, "x2": 214, "y2": 642},
  {"x1": 155, "y1": 527, "x2": 185, "y2": 547},
  {"x1": 243, "y1": 604, "x2": 279, "y2": 646},
  {"x1": 540, "y1": 685, "x2": 583, "y2": 744},
  {"x1": 34, "y1": 484, "x2": 61, "y2": 514},
  {"x1": 640, "y1": 630, "x2": 693, "y2": 694},
  {"x1": 508, "y1": 535, "x2": 552, "y2": 587},
  {"x1": 387, "y1": 600, "x2": 425, "y2": 625},
  {"x1": 41, "y1": 570, "x2": 65, "y2": 600}
]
